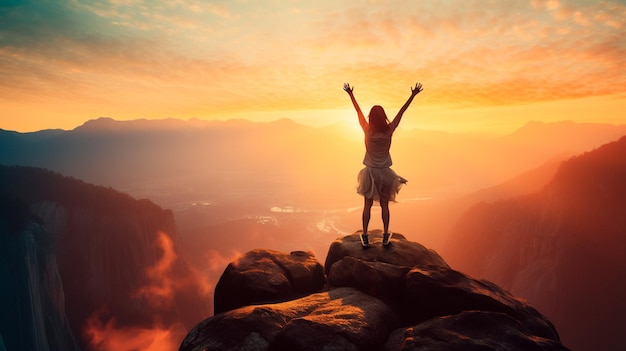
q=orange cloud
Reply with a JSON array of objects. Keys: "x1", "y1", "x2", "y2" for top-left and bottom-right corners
[
  {"x1": 82, "y1": 231, "x2": 212, "y2": 350},
  {"x1": 134, "y1": 231, "x2": 213, "y2": 306},
  {"x1": 134, "y1": 231, "x2": 178, "y2": 307},
  {"x1": 83, "y1": 309, "x2": 186, "y2": 351},
  {"x1": 205, "y1": 248, "x2": 240, "y2": 273}
]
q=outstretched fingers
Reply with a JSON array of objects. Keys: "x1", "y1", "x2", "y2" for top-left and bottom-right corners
[
  {"x1": 343, "y1": 83, "x2": 353, "y2": 94},
  {"x1": 411, "y1": 82, "x2": 423, "y2": 95}
]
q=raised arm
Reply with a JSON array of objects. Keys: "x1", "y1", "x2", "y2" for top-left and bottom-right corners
[
  {"x1": 390, "y1": 83, "x2": 423, "y2": 129},
  {"x1": 343, "y1": 83, "x2": 368, "y2": 131}
]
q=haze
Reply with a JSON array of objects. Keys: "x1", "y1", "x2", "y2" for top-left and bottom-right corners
[{"x1": 3, "y1": 117, "x2": 626, "y2": 350}]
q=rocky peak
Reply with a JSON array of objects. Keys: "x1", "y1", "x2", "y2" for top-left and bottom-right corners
[{"x1": 180, "y1": 231, "x2": 569, "y2": 351}]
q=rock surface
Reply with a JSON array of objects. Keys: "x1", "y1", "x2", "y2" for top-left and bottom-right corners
[
  {"x1": 214, "y1": 249, "x2": 325, "y2": 314},
  {"x1": 325, "y1": 231, "x2": 449, "y2": 274},
  {"x1": 0, "y1": 195, "x2": 80, "y2": 351},
  {"x1": 180, "y1": 232, "x2": 570, "y2": 351}
]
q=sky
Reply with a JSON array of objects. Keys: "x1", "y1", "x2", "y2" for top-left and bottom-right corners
[{"x1": 1, "y1": 0, "x2": 625, "y2": 133}]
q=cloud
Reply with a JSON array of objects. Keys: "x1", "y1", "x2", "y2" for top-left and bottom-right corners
[
  {"x1": 73, "y1": 0, "x2": 236, "y2": 34},
  {"x1": 83, "y1": 308, "x2": 186, "y2": 351},
  {"x1": 134, "y1": 231, "x2": 178, "y2": 306},
  {"x1": 0, "y1": 1, "x2": 88, "y2": 47},
  {"x1": 312, "y1": 0, "x2": 626, "y2": 106},
  {"x1": 81, "y1": 230, "x2": 212, "y2": 350},
  {"x1": 135, "y1": 231, "x2": 213, "y2": 306},
  {"x1": 1, "y1": 0, "x2": 625, "y2": 131}
]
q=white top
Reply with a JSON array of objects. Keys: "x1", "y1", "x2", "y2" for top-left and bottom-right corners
[{"x1": 362, "y1": 119, "x2": 399, "y2": 168}]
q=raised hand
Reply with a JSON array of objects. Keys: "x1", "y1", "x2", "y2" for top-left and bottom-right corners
[
  {"x1": 411, "y1": 83, "x2": 423, "y2": 96},
  {"x1": 343, "y1": 83, "x2": 354, "y2": 95}
]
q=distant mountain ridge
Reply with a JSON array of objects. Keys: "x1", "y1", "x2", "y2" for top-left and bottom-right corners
[
  {"x1": 444, "y1": 136, "x2": 626, "y2": 351},
  {"x1": 2, "y1": 117, "x2": 626, "y2": 208},
  {"x1": 1, "y1": 117, "x2": 329, "y2": 203}
]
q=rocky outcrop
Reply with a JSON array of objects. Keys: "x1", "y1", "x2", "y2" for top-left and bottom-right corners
[
  {"x1": 180, "y1": 231, "x2": 569, "y2": 351},
  {"x1": 214, "y1": 249, "x2": 325, "y2": 313}
]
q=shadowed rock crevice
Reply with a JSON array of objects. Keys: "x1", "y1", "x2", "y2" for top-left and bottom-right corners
[{"x1": 182, "y1": 232, "x2": 570, "y2": 351}]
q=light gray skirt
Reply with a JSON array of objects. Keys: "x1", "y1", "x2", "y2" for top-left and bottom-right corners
[{"x1": 357, "y1": 166, "x2": 407, "y2": 202}]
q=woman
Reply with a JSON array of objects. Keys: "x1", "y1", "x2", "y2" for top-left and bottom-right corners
[{"x1": 343, "y1": 82, "x2": 423, "y2": 247}]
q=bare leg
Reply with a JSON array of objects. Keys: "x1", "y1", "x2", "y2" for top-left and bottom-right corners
[
  {"x1": 381, "y1": 199, "x2": 390, "y2": 234},
  {"x1": 362, "y1": 197, "x2": 374, "y2": 235}
]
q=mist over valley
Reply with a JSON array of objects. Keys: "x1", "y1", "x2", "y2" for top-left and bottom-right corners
[{"x1": 2, "y1": 117, "x2": 626, "y2": 350}]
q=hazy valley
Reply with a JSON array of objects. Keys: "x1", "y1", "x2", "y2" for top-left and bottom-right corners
[{"x1": 2, "y1": 117, "x2": 626, "y2": 350}]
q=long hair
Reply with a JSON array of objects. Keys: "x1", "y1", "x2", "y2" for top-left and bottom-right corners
[{"x1": 368, "y1": 105, "x2": 390, "y2": 133}]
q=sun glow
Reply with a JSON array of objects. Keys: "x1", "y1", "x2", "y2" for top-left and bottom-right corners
[{"x1": 1, "y1": 1, "x2": 625, "y2": 133}]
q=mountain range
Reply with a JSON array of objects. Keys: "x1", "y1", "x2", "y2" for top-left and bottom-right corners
[
  {"x1": 3, "y1": 117, "x2": 626, "y2": 254},
  {"x1": 3, "y1": 117, "x2": 626, "y2": 207}
]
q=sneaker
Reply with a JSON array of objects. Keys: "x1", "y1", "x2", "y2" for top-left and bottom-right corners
[
  {"x1": 382, "y1": 232, "x2": 392, "y2": 246},
  {"x1": 360, "y1": 233, "x2": 370, "y2": 247}
]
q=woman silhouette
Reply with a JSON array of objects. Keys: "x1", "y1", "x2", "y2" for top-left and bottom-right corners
[{"x1": 343, "y1": 82, "x2": 423, "y2": 247}]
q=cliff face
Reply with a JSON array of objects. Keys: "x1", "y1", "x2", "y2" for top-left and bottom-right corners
[
  {"x1": 444, "y1": 136, "x2": 626, "y2": 351},
  {"x1": 0, "y1": 166, "x2": 210, "y2": 350},
  {"x1": 180, "y1": 232, "x2": 569, "y2": 351},
  {"x1": 0, "y1": 195, "x2": 79, "y2": 351}
]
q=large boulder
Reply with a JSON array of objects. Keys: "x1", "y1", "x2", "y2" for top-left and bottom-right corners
[
  {"x1": 325, "y1": 232, "x2": 448, "y2": 302},
  {"x1": 402, "y1": 265, "x2": 560, "y2": 341},
  {"x1": 213, "y1": 249, "x2": 325, "y2": 314},
  {"x1": 181, "y1": 287, "x2": 398, "y2": 351},
  {"x1": 182, "y1": 232, "x2": 570, "y2": 351}
]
